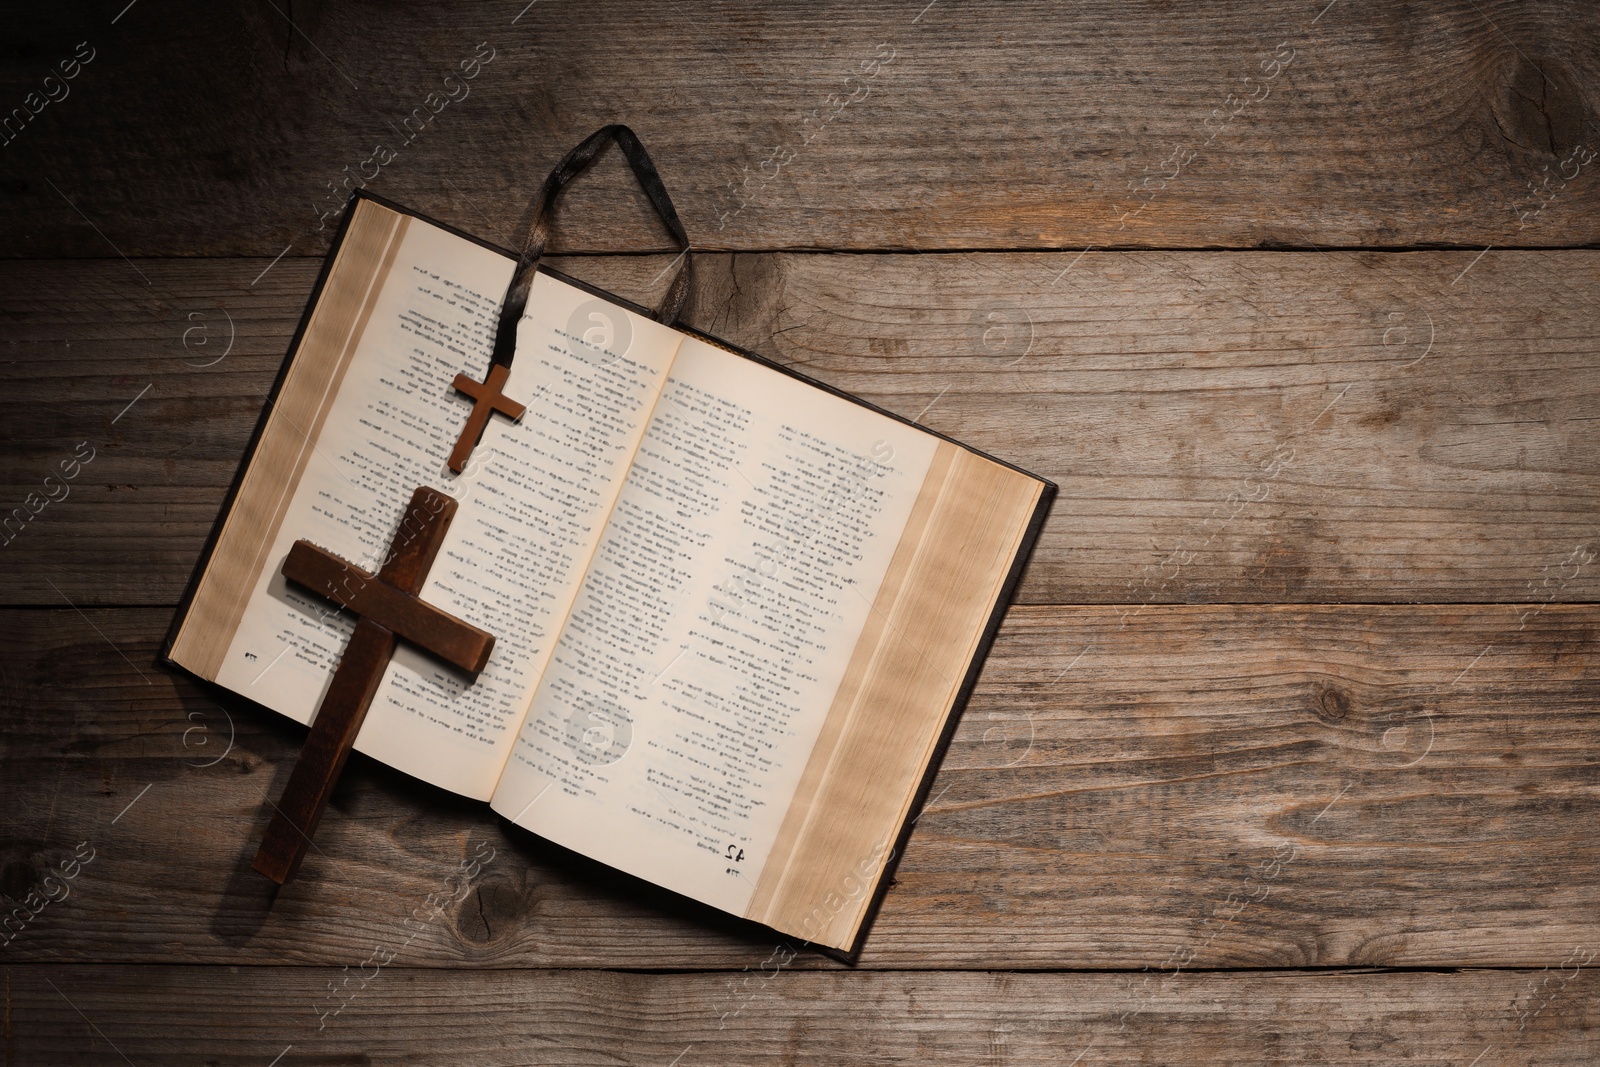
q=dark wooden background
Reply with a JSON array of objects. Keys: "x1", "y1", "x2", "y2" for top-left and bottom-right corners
[{"x1": 3, "y1": 0, "x2": 1598, "y2": 1063}]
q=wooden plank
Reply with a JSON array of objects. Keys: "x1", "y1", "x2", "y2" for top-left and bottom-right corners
[
  {"x1": 1, "y1": 251, "x2": 1595, "y2": 606},
  {"x1": 2, "y1": 603, "x2": 1595, "y2": 970},
  {"x1": 3, "y1": 1, "x2": 1599, "y2": 256},
  {"x1": 5, "y1": 965, "x2": 1596, "y2": 1065}
]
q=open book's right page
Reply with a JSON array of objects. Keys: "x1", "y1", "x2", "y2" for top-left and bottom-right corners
[{"x1": 490, "y1": 335, "x2": 939, "y2": 910}]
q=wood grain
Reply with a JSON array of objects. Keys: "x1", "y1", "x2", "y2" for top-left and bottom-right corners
[
  {"x1": 2, "y1": 1, "x2": 1598, "y2": 256},
  {"x1": 2, "y1": 603, "x2": 1594, "y2": 970},
  {"x1": 2, "y1": 250, "x2": 1595, "y2": 606},
  {"x1": 6, "y1": 965, "x2": 1597, "y2": 1065},
  {"x1": 6, "y1": 0, "x2": 1600, "y2": 1055}
]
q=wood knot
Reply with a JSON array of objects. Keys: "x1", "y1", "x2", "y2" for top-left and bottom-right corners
[
  {"x1": 1313, "y1": 683, "x2": 1351, "y2": 723},
  {"x1": 1, "y1": 858, "x2": 39, "y2": 900},
  {"x1": 1492, "y1": 51, "x2": 1587, "y2": 159},
  {"x1": 454, "y1": 870, "x2": 532, "y2": 945}
]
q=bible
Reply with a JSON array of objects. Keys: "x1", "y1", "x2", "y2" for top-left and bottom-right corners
[{"x1": 164, "y1": 169, "x2": 1052, "y2": 956}]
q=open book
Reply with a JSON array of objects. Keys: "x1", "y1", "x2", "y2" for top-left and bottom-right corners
[{"x1": 164, "y1": 193, "x2": 1053, "y2": 955}]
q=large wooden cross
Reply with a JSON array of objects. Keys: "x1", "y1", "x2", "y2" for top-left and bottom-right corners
[
  {"x1": 448, "y1": 363, "x2": 524, "y2": 473},
  {"x1": 252, "y1": 486, "x2": 495, "y2": 884}
]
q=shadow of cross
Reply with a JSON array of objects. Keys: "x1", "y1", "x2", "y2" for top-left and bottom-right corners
[{"x1": 252, "y1": 485, "x2": 495, "y2": 885}]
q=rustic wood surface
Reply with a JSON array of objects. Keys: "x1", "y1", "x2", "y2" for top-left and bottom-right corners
[
  {"x1": 3, "y1": 1, "x2": 1600, "y2": 256},
  {"x1": 4, "y1": 252, "x2": 1596, "y2": 606},
  {"x1": 3, "y1": 602, "x2": 1597, "y2": 972},
  {"x1": 6, "y1": 966, "x2": 1597, "y2": 1065},
  {"x1": 2, "y1": 0, "x2": 1597, "y2": 1063}
]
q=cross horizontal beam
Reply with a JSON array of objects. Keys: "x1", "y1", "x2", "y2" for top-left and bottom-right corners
[{"x1": 282, "y1": 540, "x2": 492, "y2": 674}]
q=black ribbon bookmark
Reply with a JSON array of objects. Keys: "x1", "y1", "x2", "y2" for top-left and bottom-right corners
[{"x1": 446, "y1": 124, "x2": 694, "y2": 473}]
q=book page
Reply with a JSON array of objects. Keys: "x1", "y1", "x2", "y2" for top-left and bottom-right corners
[
  {"x1": 490, "y1": 337, "x2": 938, "y2": 912},
  {"x1": 205, "y1": 205, "x2": 683, "y2": 799},
  {"x1": 745, "y1": 441, "x2": 1044, "y2": 950}
]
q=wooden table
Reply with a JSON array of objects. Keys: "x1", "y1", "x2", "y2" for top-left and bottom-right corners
[{"x1": 3, "y1": 1, "x2": 1597, "y2": 1062}]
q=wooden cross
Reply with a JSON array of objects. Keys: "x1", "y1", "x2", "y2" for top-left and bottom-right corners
[
  {"x1": 448, "y1": 363, "x2": 524, "y2": 473},
  {"x1": 252, "y1": 486, "x2": 495, "y2": 884}
]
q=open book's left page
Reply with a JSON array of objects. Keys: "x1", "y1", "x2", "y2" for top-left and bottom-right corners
[{"x1": 168, "y1": 198, "x2": 685, "y2": 799}]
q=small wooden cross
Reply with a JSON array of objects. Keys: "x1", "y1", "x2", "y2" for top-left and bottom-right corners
[
  {"x1": 448, "y1": 363, "x2": 524, "y2": 473},
  {"x1": 252, "y1": 486, "x2": 495, "y2": 885}
]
